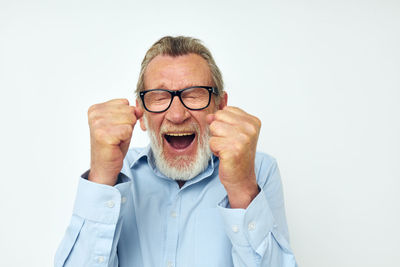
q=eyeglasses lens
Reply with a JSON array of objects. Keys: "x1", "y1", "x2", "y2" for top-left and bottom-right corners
[{"x1": 144, "y1": 87, "x2": 210, "y2": 112}]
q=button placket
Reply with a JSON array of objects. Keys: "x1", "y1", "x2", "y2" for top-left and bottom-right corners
[
  {"x1": 248, "y1": 221, "x2": 256, "y2": 231},
  {"x1": 97, "y1": 256, "x2": 105, "y2": 263},
  {"x1": 106, "y1": 200, "x2": 115, "y2": 208},
  {"x1": 232, "y1": 225, "x2": 239, "y2": 233},
  {"x1": 164, "y1": 191, "x2": 180, "y2": 267}
]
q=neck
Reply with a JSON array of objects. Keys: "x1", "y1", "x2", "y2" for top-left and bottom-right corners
[{"x1": 177, "y1": 180, "x2": 186, "y2": 188}]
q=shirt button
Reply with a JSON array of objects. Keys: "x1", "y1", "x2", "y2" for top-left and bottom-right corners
[
  {"x1": 248, "y1": 221, "x2": 256, "y2": 231},
  {"x1": 232, "y1": 225, "x2": 239, "y2": 233},
  {"x1": 167, "y1": 261, "x2": 173, "y2": 267},
  {"x1": 170, "y1": 211, "x2": 177, "y2": 218},
  {"x1": 106, "y1": 200, "x2": 115, "y2": 208},
  {"x1": 121, "y1": 196, "x2": 127, "y2": 204},
  {"x1": 97, "y1": 256, "x2": 105, "y2": 263}
]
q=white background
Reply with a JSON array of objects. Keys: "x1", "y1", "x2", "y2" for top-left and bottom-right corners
[{"x1": 0, "y1": 0, "x2": 399, "y2": 266}]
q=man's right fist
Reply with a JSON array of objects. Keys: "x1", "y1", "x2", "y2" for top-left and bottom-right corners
[{"x1": 87, "y1": 99, "x2": 143, "y2": 185}]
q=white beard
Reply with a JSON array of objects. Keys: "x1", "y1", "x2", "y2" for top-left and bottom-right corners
[{"x1": 144, "y1": 115, "x2": 212, "y2": 181}]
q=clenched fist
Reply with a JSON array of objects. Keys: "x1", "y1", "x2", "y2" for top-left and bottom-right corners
[
  {"x1": 87, "y1": 99, "x2": 143, "y2": 185},
  {"x1": 207, "y1": 106, "x2": 261, "y2": 209}
]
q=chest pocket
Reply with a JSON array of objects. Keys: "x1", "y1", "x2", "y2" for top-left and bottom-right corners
[{"x1": 194, "y1": 207, "x2": 233, "y2": 267}]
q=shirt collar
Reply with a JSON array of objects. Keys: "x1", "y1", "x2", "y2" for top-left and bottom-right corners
[{"x1": 129, "y1": 145, "x2": 152, "y2": 169}]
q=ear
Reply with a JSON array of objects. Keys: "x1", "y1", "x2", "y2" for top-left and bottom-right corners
[
  {"x1": 136, "y1": 99, "x2": 147, "y2": 131},
  {"x1": 218, "y1": 92, "x2": 228, "y2": 110}
]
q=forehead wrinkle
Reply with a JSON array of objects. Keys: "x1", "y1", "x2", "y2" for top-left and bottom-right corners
[
  {"x1": 144, "y1": 54, "x2": 214, "y2": 90},
  {"x1": 157, "y1": 70, "x2": 212, "y2": 90},
  {"x1": 148, "y1": 76, "x2": 213, "y2": 91}
]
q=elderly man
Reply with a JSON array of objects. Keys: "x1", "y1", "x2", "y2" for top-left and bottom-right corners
[{"x1": 55, "y1": 36, "x2": 297, "y2": 267}]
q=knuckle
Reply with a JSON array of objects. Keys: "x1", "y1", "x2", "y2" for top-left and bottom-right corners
[
  {"x1": 88, "y1": 115, "x2": 97, "y2": 126},
  {"x1": 228, "y1": 106, "x2": 239, "y2": 112},
  {"x1": 90, "y1": 118, "x2": 102, "y2": 128},
  {"x1": 244, "y1": 118, "x2": 260, "y2": 136},
  {"x1": 93, "y1": 128, "x2": 105, "y2": 141},
  {"x1": 214, "y1": 110, "x2": 224, "y2": 120},
  {"x1": 113, "y1": 98, "x2": 129, "y2": 105},
  {"x1": 224, "y1": 105, "x2": 233, "y2": 111},
  {"x1": 209, "y1": 137, "x2": 217, "y2": 146},
  {"x1": 129, "y1": 106, "x2": 136, "y2": 114},
  {"x1": 125, "y1": 109, "x2": 136, "y2": 123},
  {"x1": 120, "y1": 125, "x2": 133, "y2": 139},
  {"x1": 253, "y1": 116, "x2": 262, "y2": 128},
  {"x1": 248, "y1": 124, "x2": 258, "y2": 136},
  {"x1": 87, "y1": 104, "x2": 98, "y2": 117},
  {"x1": 231, "y1": 144, "x2": 241, "y2": 158},
  {"x1": 209, "y1": 121, "x2": 217, "y2": 132},
  {"x1": 241, "y1": 132, "x2": 251, "y2": 144},
  {"x1": 124, "y1": 124, "x2": 133, "y2": 133}
]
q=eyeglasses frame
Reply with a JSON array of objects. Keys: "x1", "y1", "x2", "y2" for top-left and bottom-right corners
[{"x1": 139, "y1": 86, "x2": 219, "y2": 113}]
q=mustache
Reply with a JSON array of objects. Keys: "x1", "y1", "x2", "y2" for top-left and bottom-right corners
[
  {"x1": 160, "y1": 122, "x2": 200, "y2": 135},
  {"x1": 143, "y1": 114, "x2": 201, "y2": 136}
]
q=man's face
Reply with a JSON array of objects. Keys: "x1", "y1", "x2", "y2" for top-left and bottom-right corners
[{"x1": 138, "y1": 53, "x2": 227, "y2": 180}]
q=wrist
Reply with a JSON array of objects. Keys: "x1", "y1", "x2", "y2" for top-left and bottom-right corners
[
  {"x1": 224, "y1": 178, "x2": 259, "y2": 209},
  {"x1": 88, "y1": 169, "x2": 118, "y2": 186}
]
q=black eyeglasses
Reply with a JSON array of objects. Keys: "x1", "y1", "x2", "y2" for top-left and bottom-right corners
[{"x1": 139, "y1": 86, "x2": 219, "y2": 113}]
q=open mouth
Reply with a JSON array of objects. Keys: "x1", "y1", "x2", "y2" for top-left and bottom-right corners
[{"x1": 164, "y1": 133, "x2": 196, "y2": 150}]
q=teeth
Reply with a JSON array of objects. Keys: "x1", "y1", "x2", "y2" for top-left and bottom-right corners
[{"x1": 167, "y1": 133, "x2": 193, "y2": 136}]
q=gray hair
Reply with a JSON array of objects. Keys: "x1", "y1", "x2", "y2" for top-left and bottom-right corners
[{"x1": 135, "y1": 36, "x2": 224, "y2": 104}]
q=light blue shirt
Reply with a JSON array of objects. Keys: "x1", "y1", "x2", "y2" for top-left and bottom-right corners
[{"x1": 55, "y1": 146, "x2": 297, "y2": 267}]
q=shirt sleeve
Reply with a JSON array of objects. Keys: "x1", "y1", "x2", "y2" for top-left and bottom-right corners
[
  {"x1": 54, "y1": 172, "x2": 132, "y2": 267},
  {"x1": 217, "y1": 158, "x2": 297, "y2": 267}
]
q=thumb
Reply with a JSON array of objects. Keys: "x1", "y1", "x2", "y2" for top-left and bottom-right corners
[
  {"x1": 134, "y1": 106, "x2": 144, "y2": 120},
  {"x1": 206, "y1": 113, "x2": 215, "y2": 125}
]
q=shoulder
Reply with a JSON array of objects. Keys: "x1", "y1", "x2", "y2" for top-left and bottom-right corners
[
  {"x1": 255, "y1": 151, "x2": 277, "y2": 167},
  {"x1": 254, "y1": 151, "x2": 280, "y2": 187}
]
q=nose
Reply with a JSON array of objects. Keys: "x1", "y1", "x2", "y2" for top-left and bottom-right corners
[{"x1": 165, "y1": 95, "x2": 190, "y2": 124}]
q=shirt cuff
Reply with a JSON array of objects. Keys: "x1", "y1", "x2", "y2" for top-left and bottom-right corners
[
  {"x1": 72, "y1": 171, "x2": 132, "y2": 224},
  {"x1": 217, "y1": 188, "x2": 276, "y2": 251}
]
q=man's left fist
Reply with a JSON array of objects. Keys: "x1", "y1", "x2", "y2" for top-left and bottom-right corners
[{"x1": 207, "y1": 106, "x2": 261, "y2": 208}]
